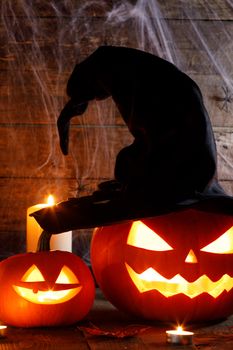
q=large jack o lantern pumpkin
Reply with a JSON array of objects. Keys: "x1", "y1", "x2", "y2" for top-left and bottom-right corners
[
  {"x1": 91, "y1": 208, "x2": 233, "y2": 323},
  {"x1": 0, "y1": 232, "x2": 95, "y2": 327}
]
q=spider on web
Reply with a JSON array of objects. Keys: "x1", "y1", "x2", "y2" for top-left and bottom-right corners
[
  {"x1": 219, "y1": 86, "x2": 233, "y2": 113},
  {"x1": 76, "y1": 179, "x2": 93, "y2": 197}
]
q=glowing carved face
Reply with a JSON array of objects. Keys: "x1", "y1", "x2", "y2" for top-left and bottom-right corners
[
  {"x1": 91, "y1": 209, "x2": 233, "y2": 322},
  {"x1": 126, "y1": 220, "x2": 233, "y2": 298},
  {"x1": 13, "y1": 264, "x2": 82, "y2": 304}
]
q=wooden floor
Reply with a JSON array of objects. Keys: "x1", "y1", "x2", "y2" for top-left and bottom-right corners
[{"x1": 1, "y1": 289, "x2": 233, "y2": 349}]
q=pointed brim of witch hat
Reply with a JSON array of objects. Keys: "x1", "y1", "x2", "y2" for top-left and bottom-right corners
[{"x1": 31, "y1": 180, "x2": 233, "y2": 234}]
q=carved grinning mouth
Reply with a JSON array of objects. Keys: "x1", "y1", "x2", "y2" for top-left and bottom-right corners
[
  {"x1": 13, "y1": 284, "x2": 82, "y2": 304},
  {"x1": 125, "y1": 263, "x2": 233, "y2": 298}
]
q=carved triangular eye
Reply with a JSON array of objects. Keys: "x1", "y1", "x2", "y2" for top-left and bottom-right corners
[
  {"x1": 201, "y1": 226, "x2": 233, "y2": 254},
  {"x1": 55, "y1": 266, "x2": 79, "y2": 284},
  {"x1": 127, "y1": 221, "x2": 173, "y2": 251},
  {"x1": 21, "y1": 265, "x2": 45, "y2": 282}
]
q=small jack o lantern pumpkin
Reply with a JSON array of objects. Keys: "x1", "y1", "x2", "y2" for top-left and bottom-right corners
[
  {"x1": 91, "y1": 208, "x2": 233, "y2": 323},
  {"x1": 0, "y1": 232, "x2": 95, "y2": 327}
]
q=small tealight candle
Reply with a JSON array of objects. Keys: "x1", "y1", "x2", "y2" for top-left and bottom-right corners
[
  {"x1": 166, "y1": 326, "x2": 194, "y2": 345},
  {"x1": 0, "y1": 325, "x2": 7, "y2": 338}
]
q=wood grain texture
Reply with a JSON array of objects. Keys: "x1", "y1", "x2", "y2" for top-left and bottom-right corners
[
  {"x1": 158, "y1": 0, "x2": 233, "y2": 20},
  {"x1": 1, "y1": 326, "x2": 90, "y2": 350},
  {"x1": 0, "y1": 124, "x2": 131, "y2": 178},
  {"x1": 0, "y1": 0, "x2": 232, "y2": 254}
]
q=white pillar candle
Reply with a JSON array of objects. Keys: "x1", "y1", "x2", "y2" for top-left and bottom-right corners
[{"x1": 26, "y1": 195, "x2": 72, "y2": 252}]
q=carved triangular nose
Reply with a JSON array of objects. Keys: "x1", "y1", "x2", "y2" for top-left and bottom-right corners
[{"x1": 185, "y1": 249, "x2": 198, "y2": 263}]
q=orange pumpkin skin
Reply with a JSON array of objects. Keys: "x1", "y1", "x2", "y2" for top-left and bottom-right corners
[
  {"x1": 91, "y1": 208, "x2": 233, "y2": 323},
  {"x1": 0, "y1": 250, "x2": 95, "y2": 327}
]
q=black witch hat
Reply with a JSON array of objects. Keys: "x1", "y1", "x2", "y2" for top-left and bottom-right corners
[{"x1": 31, "y1": 46, "x2": 233, "y2": 233}]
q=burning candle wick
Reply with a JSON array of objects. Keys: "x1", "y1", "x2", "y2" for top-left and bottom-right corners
[{"x1": 166, "y1": 325, "x2": 194, "y2": 345}]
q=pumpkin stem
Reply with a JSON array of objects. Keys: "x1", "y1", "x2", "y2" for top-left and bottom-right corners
[{"x1": 37, "y1": 230, "x2": 52, "y2": 252}]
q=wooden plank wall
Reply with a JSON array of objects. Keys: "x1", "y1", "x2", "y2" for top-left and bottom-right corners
[{"x1": 0, "y1": 0, "x2": 232, "y2": 257}]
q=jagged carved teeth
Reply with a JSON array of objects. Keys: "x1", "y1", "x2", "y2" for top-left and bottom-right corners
[{"x1": 125, "y1": 263, "x2": 233, "y2": 298}]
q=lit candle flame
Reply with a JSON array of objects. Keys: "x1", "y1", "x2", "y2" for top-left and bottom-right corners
[
  {"x1": 166, "y1": 325, "x2": 194, "y2": 345},
  {"x1": 47, "y1": 195, "x2": 55, "y2": 206},
  {"x1": 177, "y1": 326, "x2": 183, "y2": 333}
]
